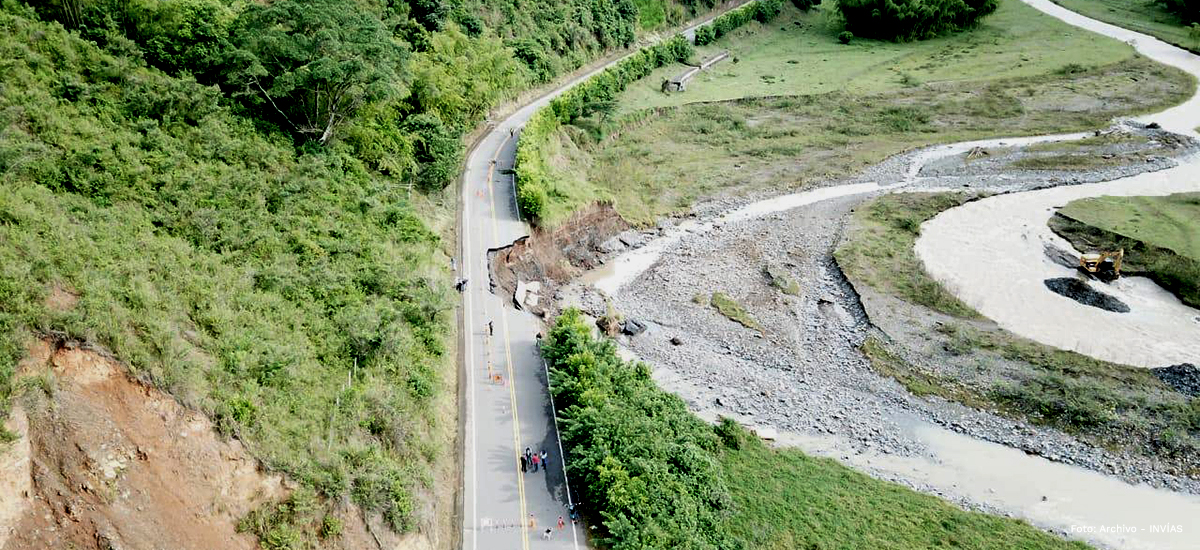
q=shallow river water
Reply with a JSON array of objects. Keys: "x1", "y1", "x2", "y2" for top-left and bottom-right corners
[{"x1": 581, "y1": 0, "x2": 1200, "y2": 546}]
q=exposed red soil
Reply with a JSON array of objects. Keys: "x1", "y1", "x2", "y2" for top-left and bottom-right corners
[
  {"x1": 1, "y1": 338, "x2": 283, "y2": 550},
  {"x1": 489, "y1": 202, "x2": 629, "y2": 314}
]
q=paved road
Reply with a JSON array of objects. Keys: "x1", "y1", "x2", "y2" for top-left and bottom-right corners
[{"x1": 456, "y1": 5, "x2": 749, "y2": 550}]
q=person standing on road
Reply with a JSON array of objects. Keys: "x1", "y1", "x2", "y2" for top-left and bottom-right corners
[
  {"x1": 540, "y1": 450, "x2": 548, "y2": 473},
  {"x1": 528, "y1": 514, "x2": 536, "y2": 531},
  {"x1": 557, "y1": 516, "x2": 565, "y2": 530},
  {"x1": 531, "y1": 452, "x2": 540, "y2": 472},
  {"x1": 524, "y1": 447, "x2": 532, "y2": 465},
  {"x1": 520, "y1": 454, "x2": 527, "y2": 473},
  {"x1": 488, "y1": 321, "x2": 494, "y2": 336}
]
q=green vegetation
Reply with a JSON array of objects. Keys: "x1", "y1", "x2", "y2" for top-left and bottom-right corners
[
  {"x1": 860, "y1": 335, "x2": 989, "y2": 407},
  {"x1": 547, "y1": 55, "x2": 1190, "y2": 226},
  {"x1": 1051, "y1": 0, "x2": 1199, "y2": 53},
  {"x1": 1059, "y1": 193, "x2": 1200, "y2": 259},
  {"x1": 515, "y1": 0, "x2": 793, "y2": 222},
  {"x1": 0, "y1": 0, "x2": 733, "y2": 545},
  {"x1": 0, "y1": 2, "x2": 452, "y2": 538},
  {"x1": 710, "y1": 292, "x2": 764, "y2": 332},
  {"x1": 840, "y1": 193, "x2": 1200, "y2": 470},
  {"x1": 543, "y1": 309, "x2": 1095, "y2": 550},
  {"x1": 620, "y1": 0, "x2": 1145, "y2": 110},
  {"x1": 836, "y1": 193, "x2": 985, "y2": 319},
  {"x1": 721, "y1": 433, "x2": 1092, "y2": 550},
  {"x1": 523, "y1": 0, "x2": 1194, "y2": 226},
  {"x1": 763, "y1": 265, "x2": 802, "y2": 296},
  {"x1": 466, "y1": 0, "x2": 720, "y2": 80},
  {"x1": 1007, "y1": 132, "x2": 1156, "y2": 170},
  {"x1": 1159, "y1": 0, "x2": 1200, "y2": 23},
  {"x1": 1052, "y1": 193, "x2": 1200, "y2": 308},
  {"x1": 515, "y1": 34, "x2": 697, "y2": 220},
  {"x1": 694, "y1": 0, "x2": 784, "y2": 45},
  {"x1": 837, "y1": 0, "x2": 998, "y2": 41},
  {"x1": 1008, "y1": 153, "x2": 1141, "y2": 170}
]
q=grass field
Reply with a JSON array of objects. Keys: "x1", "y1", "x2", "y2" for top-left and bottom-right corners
[
  {"x1": 1052, "y1": 193, "x2": 1200, "y2": 308},
  {"x1": 835, "y1": 193, "x2": 985, "y2": 319},
  {"x1": 1051, "y1": 0, "x2": 1200, "y2": 54},
  {"x1": 548, "y1": 55, "x2": 1191, "y2": 225},
  {"x1": 532, "y1": 0, "x2": 1195, "y2": 226},
  {"x1": 620, "y1": 0, "x2": 1142, "y2": 110},
  {"x1": 840, "y1": 193, "x2": 1200, "y2": 471},
  {"x1": 1059, "y1": 193, "x2": 1200, "y2": 259},
  {"x1": 723, "y1": 434, "x2": 1093, "y2": 550}
]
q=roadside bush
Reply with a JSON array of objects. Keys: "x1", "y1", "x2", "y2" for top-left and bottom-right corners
[
  {"x1": 838, "y1": 30, "x2": 853, "y2": 43},
  {"x1": 836, "y1": 0, "x2": 999, "y2": 41},
  {"x1": 695, "y1": 0, "x2": 784, "y2": 45},
  {"x1": 515, "y1": 0, "x2": 788, "y2": 222},
  {"x1": 514, "y1": 34, "x2": 696, "y2": 221},
  {"x1": 1158, "y1": 0, "x2": 1200, "y2": 23},
  {"x1": 542, "y1": 309, "x2": 739, "y2": 549}
]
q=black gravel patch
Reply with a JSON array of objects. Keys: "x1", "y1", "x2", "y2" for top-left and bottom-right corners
[
  {"x1": 1043, "y1": 277, "x2": 1130, "y2": 313},
  {"x1": 1152, "y1": 363, "x2": 1200, "y2": 397}
]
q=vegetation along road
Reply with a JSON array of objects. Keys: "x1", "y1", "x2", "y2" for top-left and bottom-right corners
[{"x1": 457, "y1": 5, "x2": 759, "y2": 550}]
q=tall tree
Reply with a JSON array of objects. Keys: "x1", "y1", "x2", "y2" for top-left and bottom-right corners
[{"x1": 228, "y1": 0, "x2": 407, "y2": 145}]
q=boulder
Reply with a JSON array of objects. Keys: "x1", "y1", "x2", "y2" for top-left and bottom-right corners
[{"x1": 622, "y1": 318, "x2": 647, "y2": 336}]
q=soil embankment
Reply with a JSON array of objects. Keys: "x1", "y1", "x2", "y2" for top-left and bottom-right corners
[
  {"x1": 1049, "y1": 211, "x2": 1200, "y2": 309},
  {"x1": 489, "y1": 202, "x2": 628, "y2": 314},
  {"x1": 2, "y1": 337, "x2": 281, "y2": 550},
  {"x1": 0, "y1": 331, "x2": 406, "y2": 550}
]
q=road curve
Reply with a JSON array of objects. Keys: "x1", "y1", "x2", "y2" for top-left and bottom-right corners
[
  {"x1": 456, "y1": 5, "x2": 750, "y2": 550},
  {"x1": 915, "y1": 0, "x2": 1200, "y2": 368}
]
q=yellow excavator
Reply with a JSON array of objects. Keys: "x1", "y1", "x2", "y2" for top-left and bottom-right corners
[{"x1": 1079, "y1": 249, "x2": 1124, "y2": 281}]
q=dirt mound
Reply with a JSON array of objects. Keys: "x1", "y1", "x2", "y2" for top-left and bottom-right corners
[
  {"x1": 1151, "y1": 363, "x2": 1200, "y2": 397},
  {"x1": 490, "y1": 202, "x2": 628, "y2": 313},
  {"x1": 1043, "y1": 277, "x2": 1130, "y2": 313},
  {"x1": 1, "y1": 338, "x2": 284, "y2": 550}
]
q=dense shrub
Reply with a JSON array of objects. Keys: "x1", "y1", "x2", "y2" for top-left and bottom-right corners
[
  {"x1": 1158, "y1": 0, "x2": 1200, "y2": 23},
  {"x1": 514, "y1": 34, "x2": 695, "y2": 221},
  {"x1": 836, "y1": 0, "x2": 999, "y2": 41},
  {"x1": 516, "y1": 0, "x2": 787, "y2": 222},
  {"x1": 695, "y1": 0, "x2": 784, "y2": 46},
  {"x1": 542, "y1": 309, "x2": 740, "y2": 549}
]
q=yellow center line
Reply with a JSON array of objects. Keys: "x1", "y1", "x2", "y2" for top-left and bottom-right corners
[{"x1": 487, "y1": 133, "x2": 530, "y2": 550}]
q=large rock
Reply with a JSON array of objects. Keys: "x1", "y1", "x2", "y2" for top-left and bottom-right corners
[
  {"x1": 622, "y1": 318, "x2": 647, "y2": 336},
  {"x1": 1152, "y1": 363, "x2": 1200, "y2": 397}
]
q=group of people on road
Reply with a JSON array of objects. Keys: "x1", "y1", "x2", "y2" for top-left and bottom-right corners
[
  {"x1": 520, "y1": 447, "x2": 549, "y2": 473},
  {"x1": 529, "y1": 512, "x2": 570, "y2": 541}
]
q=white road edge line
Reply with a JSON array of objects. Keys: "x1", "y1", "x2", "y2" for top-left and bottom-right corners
[{"x1": 462, "y1": 146, "x2": 477, "y2": 550}]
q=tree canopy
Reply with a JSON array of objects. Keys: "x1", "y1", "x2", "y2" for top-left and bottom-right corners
[
  {"x1": 836, "y1": 0, "x2": 999, "y2": 41},
  {"x1": 228, "y1": 0, "x2": 407, "y2": 145}
]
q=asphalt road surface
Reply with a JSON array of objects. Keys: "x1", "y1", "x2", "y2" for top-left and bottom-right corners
[{"x1": 457, "y1": 5, "x2": 749, "y2": 550}]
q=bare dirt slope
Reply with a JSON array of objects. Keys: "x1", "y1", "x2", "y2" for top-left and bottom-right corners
[{"x1": 1, "y1": 337, "x2": 284, "y2": 550}]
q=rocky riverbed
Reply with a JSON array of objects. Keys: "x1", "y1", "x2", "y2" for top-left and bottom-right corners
[{"x1": 551, "y1": 122, "x2": 1200, "y2": 509}]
